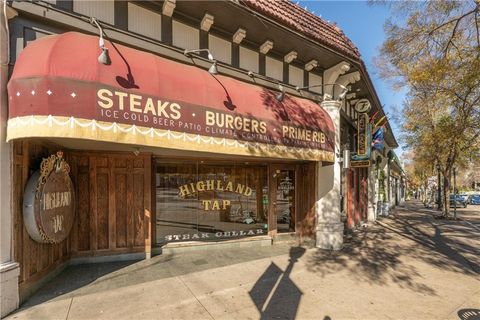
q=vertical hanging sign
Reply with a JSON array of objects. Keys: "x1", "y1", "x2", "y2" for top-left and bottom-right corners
[
  {"x1": 357, "y1": 113, "x2": 369, "y2": 156},
  {"x1": 351, "y1": 99, "x2": 372, "y2": 167}
]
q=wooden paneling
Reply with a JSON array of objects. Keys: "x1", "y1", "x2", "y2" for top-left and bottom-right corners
[
  {"x1": 12, "y1": 140, "x2": 152, "y2": 296},
  {"x1": 68, "y1": 151, "x2": 152, "y2": 256},
  {"x1": 133, "y1": 173, "x2": 145, "y2": 246},
  {"x1": 75, "y1": 157, "x2": 90, "y2": 251},
  {"x1": 96, "y1": 173, "x2": 109, "y2": 250},
  {"x1": 115, "y1": 173, "x2": 128, "y2": 248},
  {"x1": 12, "y1": 140, "x2": 70, "y2": 293},
  {"x1": 296, "y1": 162, "x2": 317, "y2": 239}
]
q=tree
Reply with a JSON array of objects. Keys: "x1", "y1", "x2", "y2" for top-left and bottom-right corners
[{"x1": 377, "y1": 0, "x2": 480, "y2": 217}]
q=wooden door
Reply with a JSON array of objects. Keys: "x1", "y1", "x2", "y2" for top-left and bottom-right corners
[{"x1": 347, "y1": 169, "x2": 354, "y2": 229}]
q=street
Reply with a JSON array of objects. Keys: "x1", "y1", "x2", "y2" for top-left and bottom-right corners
[{"x1": 6, "y1": 201, "x2": 479, "y2": 320}]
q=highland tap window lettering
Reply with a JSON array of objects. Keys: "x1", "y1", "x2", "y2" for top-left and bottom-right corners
[{"x1": 155, "y1": 161, "x2": 269, "y2": 244}]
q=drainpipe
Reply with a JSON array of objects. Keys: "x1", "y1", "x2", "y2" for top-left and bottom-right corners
[{"x1": 0, "y1": 1, "x2": 19, "y2": 317}]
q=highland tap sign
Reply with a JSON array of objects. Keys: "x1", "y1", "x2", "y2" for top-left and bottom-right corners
[
  {"x1": 7, "y1": 32, "x2": 335, "y2": 162},
  {"x1": 23, "y1": 152, "x2": 75, "y2": 244},
  {"x1": 178, "y1": 179, "x2": 253, "y2": 211}
]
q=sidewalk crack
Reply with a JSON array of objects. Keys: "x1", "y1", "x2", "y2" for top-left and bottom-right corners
[
  {"x1": 177, "y1": 276, "x2": 215, "y2": 320},
  {"x1": 65, "y1": 297, "x2": 73, "y2": 320}
]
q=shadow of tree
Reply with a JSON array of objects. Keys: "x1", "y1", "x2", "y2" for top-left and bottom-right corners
[
  {"x1": 306, "y1": 203, "x2": 479, "y2": 296},
  {"x1": 380, "y1": 207, "x2": 480, "y2": 275},
  {"x1": 259, "y1": 89, "x2": 335, "y2": 152},
  {"x1": 306, "y1": 228, "x2": 437, "y2": 295}
]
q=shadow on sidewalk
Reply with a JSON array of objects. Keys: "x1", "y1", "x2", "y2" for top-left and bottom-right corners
[
  {"x1": 17, "y1": 244, "x2": 295, "y2": 311},
  {"x1": 21, "y1": 260, "x2": 139, "y2": 308},
  {"x1": 390, "y1": 203, "x2": 480, "y2": 274},
  {"x1": 306, "y1": 226, "x2": 437, "y2": 295},
  {"x1": 305, "y1": 201, "x2": 479, "y2": 296},
  {"x1": 249, "y1": 247, "x2": 305, "y2": 320}
]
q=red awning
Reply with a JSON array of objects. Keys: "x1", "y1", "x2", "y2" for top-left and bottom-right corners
[{"x1": 7, "y1": 32, "x2": 334, "y2": 161}]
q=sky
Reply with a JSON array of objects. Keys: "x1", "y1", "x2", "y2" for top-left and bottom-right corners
[{"x1": 298, "y1": 0, "x2": 406, "y2": 157}]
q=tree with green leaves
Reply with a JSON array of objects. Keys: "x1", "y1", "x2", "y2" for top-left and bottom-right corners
[{"x1": 377, "y1": 0, "x2": 480, "y2": 217}]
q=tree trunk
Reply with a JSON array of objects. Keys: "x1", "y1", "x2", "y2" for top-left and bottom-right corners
[
  {"x1": 437, "y1": 169, "x2": 443, "y2": 211},
  {"x1": 423, "y1": 176, "x2": 428, "y2": 203},
  {"x1": 442, "y1": 170, "x2": 451, "y2": 217}
]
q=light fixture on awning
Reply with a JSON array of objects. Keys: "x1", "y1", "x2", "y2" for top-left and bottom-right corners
[
  {"x1": 246, "y1": 71, "x2": 285, "y2": 102},
  {"x1": 276, "y1": 84, "x2": 285, "y2": 102},
  {"x1": 90, "y1": 18, "x2": 110, "y2": 65},
  {"x1": 184, "y1": 49, "x2": 218, "y2": 75},
  {"x1": 295, "y1": 83, "x2": 349, "y2": 101},
  {"x1": 208, "y1": 61, "x2": 218, "y2": 75}
]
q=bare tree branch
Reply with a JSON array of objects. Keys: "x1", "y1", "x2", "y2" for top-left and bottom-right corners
[
  {"x1": 444, "y1": 16, "x2": 463, "y2": 56},
  {"x1": 475, "y1": 10, "x2": 480, "y2": 48},
  {"x1": 428, "y1": 8, "x2": 477, "y2": 36}
]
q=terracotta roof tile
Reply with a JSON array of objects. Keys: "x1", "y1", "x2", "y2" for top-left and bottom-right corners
[{"x1": 242, "y1": 0, "x2": 361, "y2": 60}]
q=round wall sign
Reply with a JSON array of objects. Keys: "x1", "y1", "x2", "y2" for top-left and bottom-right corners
[
  {"x1": 23, "y1": 152, "x2": 75, "y2": 244},
  {"x1": 354, "y1": 99, "x2": 371, "y2": 113}
]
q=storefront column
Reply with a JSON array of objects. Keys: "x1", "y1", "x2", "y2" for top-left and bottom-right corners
[
  {"x1": 316, "y1": 99, "x2": 344, "y2": 250},
  {"x1": 367, "y1": 165, "x2": 377, "y2": 222},
  {"x1": 400, "y1": 175, "x2": 406, "y2": 206},
  {"x1": 1, "y1": 2, "x2": 20, "y2": 317}
]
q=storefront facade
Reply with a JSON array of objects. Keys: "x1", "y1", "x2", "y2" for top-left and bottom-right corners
[{"x1": 1, "y1": 0, "x2": 397, "y2": 315}]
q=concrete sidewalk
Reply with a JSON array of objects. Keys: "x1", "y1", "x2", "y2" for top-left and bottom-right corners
[{"x1": 6, "y1": 201, "x2": 480, "y2": 320}]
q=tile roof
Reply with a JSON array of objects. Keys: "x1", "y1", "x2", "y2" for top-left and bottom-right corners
[{"x1": 241, "y1": 0, "x2": 361, "y2": 60}]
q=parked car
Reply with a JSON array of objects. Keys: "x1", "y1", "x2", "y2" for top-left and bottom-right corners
[
  {"x1": 470, "y1": 194, "x2": 480, "y2": 205},
  {"x1": 449, "y1": 195, "x2": 467, "y2": 208},
  {"x1": 458, "y1": 194, "x2": 470, "y2": 204}
]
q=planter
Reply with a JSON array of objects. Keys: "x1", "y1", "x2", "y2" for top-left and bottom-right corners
[{"x1": 382, "y1": 202, "x2": 390, "y2": 216}]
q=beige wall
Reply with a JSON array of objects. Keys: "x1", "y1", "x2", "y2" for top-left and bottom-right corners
[
  {"x1": 239, "y1": 46, "x2": 258, "y2": 73},
  {"x1": 265, "y1": 56, "x2": 283, "y2": 81},
  {"x1": 128, "y1": 2, "x2": 162, "y2": 41},
  {"x1": 288, "y1": 65, "x2": 303, "y2": 87},
  {"x1": 172, "y1": 20, "x2": 199, "y2": 50},
  {"x1": 209, "y1": 34, "x2": 231, "y2": 64},
  {"x1": 73, "y1": 0, "x2": 114, "y2": 25}
]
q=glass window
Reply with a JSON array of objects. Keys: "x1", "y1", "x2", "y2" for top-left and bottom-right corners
[
  {"x1": 274, "y1": 169, "x2": 296, "y2": 233},
  {"x1": 155, "y1": 160, "x2": 268, "y2": 244}
]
